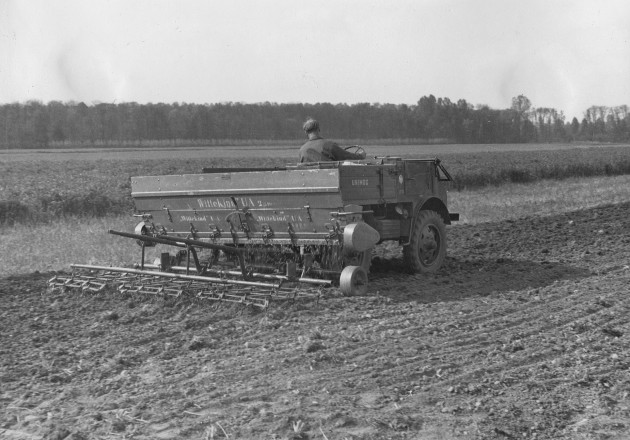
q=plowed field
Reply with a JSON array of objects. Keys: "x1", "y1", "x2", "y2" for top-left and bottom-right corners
[{"x1": 1, "y1": 202, "x2": 629, "y2": 439}]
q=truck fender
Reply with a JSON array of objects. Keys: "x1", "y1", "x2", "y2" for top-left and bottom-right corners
[{"x1": 400, "y1": 197, "x2": 450, "y2": 245}]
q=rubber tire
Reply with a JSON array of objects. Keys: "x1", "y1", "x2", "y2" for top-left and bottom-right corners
[
  {"x1": 403, "y1": 210, "x2": 447, "y2": 274},
  {"x1": 339, "y1": 266, "x2": 368, "y2": 296}
]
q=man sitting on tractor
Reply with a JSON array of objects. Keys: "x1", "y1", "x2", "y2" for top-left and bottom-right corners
[{"x1": 298, "y1": 118, "x2": 366, "y2": 163}]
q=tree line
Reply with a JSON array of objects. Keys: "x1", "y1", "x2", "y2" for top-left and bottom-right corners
[{"x1": 1, "y1": 96, "x2": 629, "y2": 148}]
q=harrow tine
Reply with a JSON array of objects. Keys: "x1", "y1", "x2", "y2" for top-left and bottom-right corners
[{"x1": 81, "y1": 280, "x2": 107, "y2": 292}]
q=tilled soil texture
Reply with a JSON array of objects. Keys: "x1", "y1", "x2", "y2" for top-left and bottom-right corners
[{"x1": 1, "y1": 203, "x2": 629, "y2": 440}]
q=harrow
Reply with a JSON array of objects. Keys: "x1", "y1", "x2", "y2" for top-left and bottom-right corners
[
  {"x1": 48, "y1": 230, "x2": 333, "y2": 309},
  {"x1": 48, "y1": 268, "x2": 325, "y2": 309}
]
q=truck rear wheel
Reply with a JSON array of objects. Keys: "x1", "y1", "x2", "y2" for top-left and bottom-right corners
[{"x1": 403, "y1": 210, "x2": 446, "y2": 274}]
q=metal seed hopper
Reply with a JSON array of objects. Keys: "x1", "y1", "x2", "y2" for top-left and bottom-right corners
[{"x1": 50, "y1": 157, "x2": 458, "y2": 307}]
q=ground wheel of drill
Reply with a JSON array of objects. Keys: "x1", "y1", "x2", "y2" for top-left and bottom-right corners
[
  {"x1": 403, "y1": 210, "x2": 446, "y2": 273},
  {"x1": 339, "y1": 265, "x2": 368, "y2": 296}
]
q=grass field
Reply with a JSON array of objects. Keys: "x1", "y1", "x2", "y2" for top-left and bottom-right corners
[
  {"x1": 3, "y1": 173, "x2": 630, "y2": 277},
  {"x1": 2, "y1": 142, "x2": 630, "y2": 276},
  {"x1": 2, "y1": 143, "x2": 630, "y2": 224},
  {"x1": 2, "y1": 142, "x2": 629, "y2": 162}
]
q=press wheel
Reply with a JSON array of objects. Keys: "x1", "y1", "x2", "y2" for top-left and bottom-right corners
[{"x1": 339, "y1": 266, "x2": 368, "y2": 296}]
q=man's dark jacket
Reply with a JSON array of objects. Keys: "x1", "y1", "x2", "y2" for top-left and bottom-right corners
[{"x1": 299, "y1": 136, "x2": 363, "y2": 163}]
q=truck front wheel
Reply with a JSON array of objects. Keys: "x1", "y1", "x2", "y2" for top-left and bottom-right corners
[{"x1": 403, "y1": 210, "x2": 446, "y2": 274}]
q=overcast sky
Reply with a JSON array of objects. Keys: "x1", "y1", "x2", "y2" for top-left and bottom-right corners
[{"x1": 2, "y1": 0, "x2": 629, "y2": 120}]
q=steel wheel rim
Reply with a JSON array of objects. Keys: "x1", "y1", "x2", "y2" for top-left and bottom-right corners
[{"x1": 349, "y1": 268, "x2": 367, "y2": 295}]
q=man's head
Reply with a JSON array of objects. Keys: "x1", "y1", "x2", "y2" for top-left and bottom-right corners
[{"x1": 303, "y1": 118, "x2": 320, "y2": 135}]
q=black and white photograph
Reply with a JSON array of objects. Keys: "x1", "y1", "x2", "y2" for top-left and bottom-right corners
[{"x1": 1, "y1": 1, "x2": 629, "y2": 438}]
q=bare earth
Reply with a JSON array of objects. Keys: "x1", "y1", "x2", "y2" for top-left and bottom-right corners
[{"x1": 1, "y1": 202, "x2": 629, "y2": 440}]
